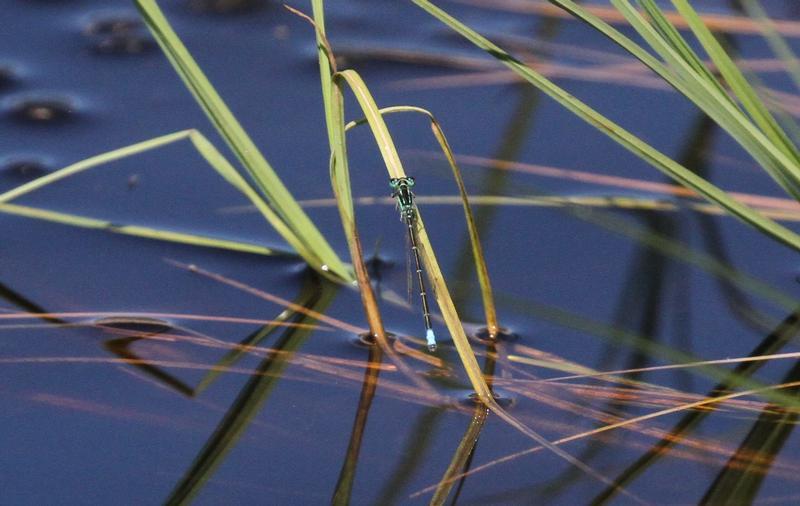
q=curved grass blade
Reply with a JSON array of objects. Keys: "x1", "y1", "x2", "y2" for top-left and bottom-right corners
[
  {"x1": 331, "y1": 68, "x2": 492, "y2": 400},
  {"x1": 554, "y1": 0, "x2": 800, "y2": 199},
  {"x1": 344, "y1": 105, "x2": 499, "y2": 337},
  {"x1": 667, "y1": 0, "x2": 800, "y2": 164},
  {"x1": 331, "y1": 69, "x2": 643, "y2": 502},
  {"x1": 134, "y1": 0, "x2": 349, "y2": 281}
]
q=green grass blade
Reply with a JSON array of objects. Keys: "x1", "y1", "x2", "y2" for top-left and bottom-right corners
[
  {"x1": 134, "y1": 0, "x2": 349, "y2": 281},
  {"x1": 668, "y1": 0, "x2": 800, "y2": 165},
  {"x1": 609, "y1": 0, "x2": 800, "y2": 197},
  {"x1": 740, "y1": 0, "x2": 800, "y2": 92},
  {"x1": 635, "y1": 0, "x2": 728, "y2": 97},
  {"x1": 0, "y1": 203, "x2": 276, "y2": 256},
  {"x1": 0, "y1": 130, "x2": 307, "y2": 258},
  {"x1": 412, "y1": 0, "x2": 800, "y2": 253},
  {"x1": 0, "y1": 130, "x2": 189, "y2": 205}
]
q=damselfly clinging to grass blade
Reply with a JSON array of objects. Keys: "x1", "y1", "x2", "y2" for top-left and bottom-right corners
[{"x1": 390, "y1": 176, "x2": 437, "y2": 352}]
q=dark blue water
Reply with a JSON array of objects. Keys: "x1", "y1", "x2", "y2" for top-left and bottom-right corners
[{"x1": 3, "y1": 0, "x2": 800, "y2": 504}]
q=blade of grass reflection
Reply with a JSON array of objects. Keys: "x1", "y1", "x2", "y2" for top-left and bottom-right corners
[
  {"x1": 498, "y1": 292, "x2": 800, "y2": 409},
  {"x1": 430, "y1": 403, "x2": 489, "y2": 506},
  {"x1": 0, "y1": 281, "x2": 65, "y2": 326},
  {"x1": 195, "y1": 305, "x2": 299, "y2": 395},
  {"x1": 412, "y1": 376, "x2": 800, "y2": 499},
  {"x1": 165, "y1": 259, "x2": 447, "y2": 388},
  {"x1": 526, "y1": 211, "x2": 678, "y2": 501},
  {"x1": 164, "y1": 272, "x2": 335, "y2": 505},
  {"x1": 105, "y1": 335, "x2": 194, "y2": 397},
  {"x1": 375, "y1": 408, "x2": 443, "y2": 505},
  {"x1": 414, "y1": 150, "x2": 798, "y2": 312},
  {"x1": 331, "y1": 344, "x2": 383, "y2": 506},
  {"x1": 450, "y1": 0, "x2": 800, "y2": 36},
  {"x1": 700, "y1": 361, "x2": 800, "y2": 505},
  {"x1": 430, "y1": 343, "x2": 496, "y2": 505},
  {"x1": 590, "y1": 306, "x2": 800, "y2": 504}
]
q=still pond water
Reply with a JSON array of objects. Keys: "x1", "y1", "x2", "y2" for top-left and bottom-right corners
[{"x1": 3, "y1": 0, "x2": 800, "y2": 504}]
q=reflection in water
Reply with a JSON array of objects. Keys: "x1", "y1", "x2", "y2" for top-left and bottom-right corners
[
  {"x1": 592, "y1": 308, "x2": 800, "y2": 505},
  {"x1": 332, "y1": 342, "x2": 384, "y2": 505},
  {"x1": 103, "y1": 318, "x2": 195, "y2": 397},
  {"x1": 701, "y1": 359, "x2": 800, "y2": 504},
  {"x1": 430, "y1": 341, "x2": 495, "y2": 505},
  {"x1": 164, "y1": 272, "x2": 336, "y2": 505}
]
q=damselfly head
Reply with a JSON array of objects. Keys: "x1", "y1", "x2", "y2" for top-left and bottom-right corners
[{"x1": 389, "y1": 176, "x2": 415, "y2": 189}]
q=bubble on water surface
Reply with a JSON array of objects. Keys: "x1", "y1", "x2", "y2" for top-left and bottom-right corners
[{"x1": 6, "y1": 95, "x2": 77, "y2": 124}]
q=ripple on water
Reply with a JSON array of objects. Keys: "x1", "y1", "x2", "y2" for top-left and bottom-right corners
[
  {"x1": 82, "y1": 12, "x2": 155, "y2": 56},
  {"x1": 5, "y1": 94, "x2": 77, "y2": 124},
  {"x1": 0, "y1": 65, "x2": 17, "y2": 92},
  {"x1": 473, "y1": 326, "x2": 520, "y2": 343},
  {"x1": 188, "y1": 0, "x2": 266, "y2": 15},
  {"x1": 0, "y1": 157, "x2": 51, "y2": 181},
  {"x1": 462, "y1": 390, "x2": 516, "y2": 409},
  {"x1": 92, "y1": 316, "x2": 174, "y2": 336}
]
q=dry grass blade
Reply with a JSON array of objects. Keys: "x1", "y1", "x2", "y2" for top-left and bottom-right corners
[
  {"x1": 329, "y1": 69, "x2": 645, "y2": 503},
  {"x1": 344, "y1": 106, "x2": 499, "y2": 336}
]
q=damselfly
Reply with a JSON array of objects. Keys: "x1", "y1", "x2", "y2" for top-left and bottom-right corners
[{"x1": 389, "y1": 176, "x2": 437, "y2": 352}]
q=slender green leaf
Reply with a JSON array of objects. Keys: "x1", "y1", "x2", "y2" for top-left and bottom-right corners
[
  {"x1": 412, "y1": 0, "x2": 800, "y2": 253},
  {"x1": 0, "y1": 203, "x2": 275, "y2": 256},
  {"x1": 134, "y1": 0, "x2": 349, "y2": 281}
]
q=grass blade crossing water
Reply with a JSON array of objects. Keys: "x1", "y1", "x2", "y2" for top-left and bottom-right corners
[
  {"x1": 134, "y1": 0, "x2": 349, "y2": 281},
  {"x1": 411, "y1": 0, "x2": 800, "y2": 253}
]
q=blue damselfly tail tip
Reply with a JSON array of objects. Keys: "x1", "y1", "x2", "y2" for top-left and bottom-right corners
[{"x1": 426, "y1": 329, "x2": 437, "y2": 352}]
